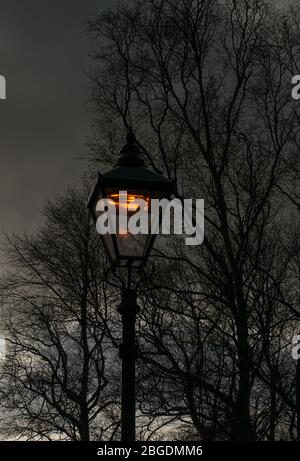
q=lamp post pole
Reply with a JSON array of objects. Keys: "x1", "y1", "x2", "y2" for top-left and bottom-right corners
[
  {"x1": 87, "y1": 130, "x2": 174, "y2": 442},
  {"x1": 118, "y1": 288, "x2": 139, "y2": 442}
]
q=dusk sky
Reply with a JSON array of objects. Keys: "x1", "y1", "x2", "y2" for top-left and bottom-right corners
[
  {"x1": 0, "y1": 0, "x2": 299, "y2": 447},
  {"x1": 0, "y1": 0, "x2": 116, "y2": 235},
  {"x1": 0, "y1": 0, "x2": 289, "y2": 236}
]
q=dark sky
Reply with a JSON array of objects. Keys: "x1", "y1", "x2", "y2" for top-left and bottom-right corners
[
  {"x1": 0, "y1": 0, "x2": 115, "y2": 234},
  {"x1": 0, "y1": 0, "x2": 288, "y2": 237}
]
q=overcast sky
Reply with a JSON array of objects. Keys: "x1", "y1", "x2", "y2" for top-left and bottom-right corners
[
  {"x1": 0, "y1": 0, "x2": 290, "y2": 238},
  {"x1": 0, "y1": 0, "x2": 116, "y2": 235}
]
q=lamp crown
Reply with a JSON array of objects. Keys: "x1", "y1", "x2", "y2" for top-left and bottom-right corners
[
  {"x1": 117, "y1": 128, "x2": 146, "y2": 168},
  {"x1": 126, "y1": 127, "x2": 136, "y2": 144}
]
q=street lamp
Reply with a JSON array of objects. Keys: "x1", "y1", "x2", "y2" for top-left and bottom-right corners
[{"x1": 87, "y1": 129, "x2": 174, "y2": 441}]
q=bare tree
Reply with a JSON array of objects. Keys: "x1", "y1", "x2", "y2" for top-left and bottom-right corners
[
  {"x1": 86, "y1": 0, "x2": 300, "y2": 440},
  {"x1": 0, "y1": 186, "x2": 121, "y2": 441},
  {"x1": 1, "y1": 0, "x2": 299, "y2": 442}
]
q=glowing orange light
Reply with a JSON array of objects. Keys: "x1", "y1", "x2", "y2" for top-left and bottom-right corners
[{"x1": 107, "y1": 193, "x2": 150, "y2": 212}]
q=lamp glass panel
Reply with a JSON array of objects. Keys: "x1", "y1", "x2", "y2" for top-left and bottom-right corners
[
  {"x1": 100, "y1": 233, "x2": 118, "y2": 265},
  {"x1": 106, "y1": 191, "x2": 151, "y2": 261},
  {"x1": 116, "y1": 233, "x2": 148, "y2": 259}
]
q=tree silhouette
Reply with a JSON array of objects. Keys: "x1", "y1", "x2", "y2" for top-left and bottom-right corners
[
  {"x1": 1, "y1": 0, "x2": 300, "y2": 441},
  {"x1": 86, "y1": 0, "x2": 300, "y2": 440},
  {"x1": 0, "y1": 187, "x2": 121, "y2": 441}
]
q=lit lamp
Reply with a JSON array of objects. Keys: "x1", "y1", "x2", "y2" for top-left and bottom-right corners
[
  {"x1": 87, "y1": 129, "x2": 174, "y2": 442},
  {"x1": 87, "y1": 130, "x2": 174, "y2": 268}
]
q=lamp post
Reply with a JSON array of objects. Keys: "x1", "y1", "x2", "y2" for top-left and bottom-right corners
[{"x1": 87, "y1": 129, "x2": 174, "y2": 441}]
